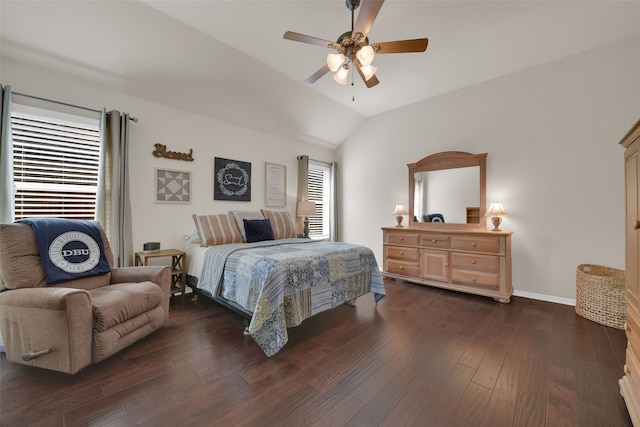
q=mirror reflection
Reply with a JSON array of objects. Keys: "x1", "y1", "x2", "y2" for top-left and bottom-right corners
[
  {"x1": 413, "y1": 167, "x2": 480, "y2": 223},
  {"x1": 408, "y1": 151, "x2": 487, "y2": 229}
]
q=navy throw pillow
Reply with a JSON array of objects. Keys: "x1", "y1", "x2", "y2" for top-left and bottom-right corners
[
  {"x1": 17, "y1": 218, "x2": 111, "y2": 284},
  {"x1": 244, "y1": 219, "x2": 275, "y2": 243}
]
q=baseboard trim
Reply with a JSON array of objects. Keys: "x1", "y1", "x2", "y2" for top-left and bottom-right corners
[{"x1": 513, "y1": 289, "x2": 575, "y2": 306}]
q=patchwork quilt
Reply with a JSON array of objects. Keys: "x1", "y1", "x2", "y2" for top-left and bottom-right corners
[{"x1": 197, "y1": 239, "x2": 385, "y2": 356}]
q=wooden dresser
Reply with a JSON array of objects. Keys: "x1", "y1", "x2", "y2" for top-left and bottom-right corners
[
  {"x1": 382, "y1": 227, "x2": 513, "y2": 303},
  {"x1": 619, "y1": 117, "x2": 640, "y2": 424}
]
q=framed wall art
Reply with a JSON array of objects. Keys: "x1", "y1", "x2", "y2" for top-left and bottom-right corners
[
  {"x1": 265, "y1": 162, "x2": 286, "y2": 207},
  {"x1": 155, "y1": 168, "x2": 191, "y2": 204},
  {"x1": 214, "y1": 157, "x2": 251, "y2": 201}
]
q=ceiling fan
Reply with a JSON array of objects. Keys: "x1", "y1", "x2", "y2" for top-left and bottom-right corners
[{"x1": 283, "y1": 0, "x2": 428, "y2": 89}]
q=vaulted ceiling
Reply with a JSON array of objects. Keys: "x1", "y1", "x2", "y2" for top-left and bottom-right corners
[{"x1": 2, "y1": 1, "x2": 639, "y2": 147}]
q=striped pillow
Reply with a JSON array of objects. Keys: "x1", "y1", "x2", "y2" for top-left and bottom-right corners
[
  {"x1": 192, "y1": 213, "x2": 243, "y2": 247},
  {"x1": 261, "y1": 210, "x2": 296, "y2": 239}
]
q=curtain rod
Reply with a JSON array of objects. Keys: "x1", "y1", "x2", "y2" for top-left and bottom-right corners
[
  {"x1": 309, "y1": 158, "x2": 333, "y2": 167},
  {"x1": 12, "y1": 91, "x2": 138, "y2": 122}
]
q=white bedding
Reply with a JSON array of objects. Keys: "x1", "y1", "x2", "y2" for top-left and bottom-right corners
[{"x1": 185, "y1": 242, "x2": 209, "y2": 279}]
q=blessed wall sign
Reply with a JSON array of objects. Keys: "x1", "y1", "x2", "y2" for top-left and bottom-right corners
[{"x1": 152, "y1": 144, "x2": 194, "y2": 162}]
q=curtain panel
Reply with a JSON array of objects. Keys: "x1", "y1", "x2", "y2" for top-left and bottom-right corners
[
  {"x1": 296, "y1": 155, "x2": 309, "y2": 235},
  {"x1": 96, "y1": 110, "x2": 133, "y2": 267},
  {"x1": 0, "y1": 85, "x2": 14, "y2": 224},
  {"x1": 330, "y1": 161, "x2": 338, "y2": 242},
  {"x1": 296, "y1": 155, "x2": 339, "y2": 242}
]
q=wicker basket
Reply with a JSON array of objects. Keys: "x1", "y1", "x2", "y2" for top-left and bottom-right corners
[{"x1": 575, "y1": 264, "x2": 626, "y2": 329}]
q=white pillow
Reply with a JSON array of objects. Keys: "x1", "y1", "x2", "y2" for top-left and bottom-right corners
[
  {"x1": 183, "y1": 228, "x2": 202, "y2": 245},
  {"x1": 230, "y1": 210, "x2": 264, "y2": 242}
]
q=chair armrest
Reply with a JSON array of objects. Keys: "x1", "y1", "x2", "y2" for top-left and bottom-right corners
[
  {"x1": 111, "y1": 266, "x2": 171, "y2": 321},
  {"x1": 0, "y1": 287, "x2": 93, "y2": 374},
  {"x1": 110, "y1": 265, "x2": 169, "y2": 285}
]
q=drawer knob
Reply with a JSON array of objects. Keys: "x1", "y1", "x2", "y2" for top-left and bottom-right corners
[
  {"x1": 399, "y1": 266, "x2": 403, "y2": 270},
  {"x1": 471, "y1": 259, "x2": 477, "y2": 265},
  {"x1": 471, "y1": 276, "x2": 476, "y2": 282},
  {"x1": 635, "y1": 220, "x2": 640, "y2": 230},
  {"x1": 431, "y1": 239, "x2": 436, "y2": 243},
  {"x1": 625, "y1": 364, "x2": 631, "y2": 375},
  {"x1": 400, "y1": 252, "x2": 404, "y2": 255},
  {"x1": 471, "y1": 242, "x2": 477, "y2": 247},
  {"x1": 400, "y1": 237, "x2": 404, "y2": 241},
  {"x1": 625, "y1": 321, "x2": 630, "y2": 332}
]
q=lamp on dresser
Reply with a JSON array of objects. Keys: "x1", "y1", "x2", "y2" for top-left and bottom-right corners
[
  {"x1": 297, "y1": 200, "x2": 316, "y2": 238},
  {"x1": 486, "y1": 202, "x2": 508, "y2": 231},
  {"x1": 393, "y1": 204, "x2": 408, "y2": 227}
]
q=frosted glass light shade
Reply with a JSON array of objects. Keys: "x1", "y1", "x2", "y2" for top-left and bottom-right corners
[
  {"x1": 356, "y1": 45, "x2": 375, "y2": 66},
  {"x1": 327, "y1": 53, "x2": 345, "y2": 72},
  {"x1": 334, "y1": 65, "x2": 349, "y2": 84},
  {"x1": 361, "y1": 64, "x2": 377, "y2": 81}
]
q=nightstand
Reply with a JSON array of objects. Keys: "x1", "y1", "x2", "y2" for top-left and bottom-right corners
[{"x1": 134, "y1": 249, "x2": 187, "y2": 302}]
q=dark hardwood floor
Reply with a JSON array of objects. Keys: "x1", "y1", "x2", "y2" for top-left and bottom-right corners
[{"x1": 0, "y1": 279, "x2": 632, "y2": 426}]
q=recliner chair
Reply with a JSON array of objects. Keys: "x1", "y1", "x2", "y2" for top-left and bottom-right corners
[{"x1": 0, "y1": 221, "x2": 171, "y2": 374}]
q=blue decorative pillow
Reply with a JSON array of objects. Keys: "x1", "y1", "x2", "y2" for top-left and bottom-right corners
[
  {"x1": 243, "y1": 219, "x2": 275, "y2": 243},
  {"x1": 17, "y1": 218, "x2": 111, "y2": 284}
]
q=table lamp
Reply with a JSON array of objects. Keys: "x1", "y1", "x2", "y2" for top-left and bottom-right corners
[
  {"x1": 485, "y1": 202, "x2": 508, "y2": 231},
  {"x1": 297, "y1": 200, "x2": 316, "y2": 238},
  {"x1": 393, "y1": 204, "x2": 408, "y2": 227}
]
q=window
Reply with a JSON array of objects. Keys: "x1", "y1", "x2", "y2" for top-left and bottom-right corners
[
  {"x1": 11, "y1": 104, "x2": 101, "y2": 220},
  {"x1": 307, "y1": 160, "x2": 332, "y2": 240}
]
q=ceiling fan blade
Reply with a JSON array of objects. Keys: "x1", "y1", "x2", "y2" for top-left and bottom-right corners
[
  {"x1": 354, "y1": 62, "x2": 380, "y2": 88},
  {"x1": 304, "y1": 64, "x2": 331, "y2": 84},
  {"x1": 372, "y1": 38, "x2": 429, "y2": 54},
  {"x1": 353, "y1": 0, "x2": 385, "y2": 41},
  {"x1": 283, "y1": 31, "x2": 335, "y2": 49},
  {"x1": 365, "y1": 73, "x2": 379, "y2": 88}
]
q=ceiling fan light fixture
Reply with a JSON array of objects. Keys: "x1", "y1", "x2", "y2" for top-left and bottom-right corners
[
  {"x1": 333, "y1": 64, "x2": 349, "y2": 84},
  {"x1": 327, "y1": 53, "x2": 345, "y2": 72},
  {"x1": 361, "y1": 64, "x2": 377, "y2": 81},
  {"x1": 356, "y1": 45, "x2": 375, "y2": 66}
]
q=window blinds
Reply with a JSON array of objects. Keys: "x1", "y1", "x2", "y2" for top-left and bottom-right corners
[
  {"x1": 11, "y1": 112, "x2": 100, "y2": 220},
  {"x1": 307, "y1": 163, "x2": 330, "y2": 238}
]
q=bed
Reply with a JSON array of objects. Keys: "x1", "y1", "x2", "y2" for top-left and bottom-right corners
[{"x1": 185, "y1": 210, "x2": 385, "y2": 356}]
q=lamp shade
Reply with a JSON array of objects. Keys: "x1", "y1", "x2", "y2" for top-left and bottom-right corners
[
  {"x1": 333, "y1": 65, "x2": 349, "y2": 85},
  {"x1": 327, "y1": 53, "x2": 345, "y2": 72},
  {"x1": 392, "y1": 204, "x2": 408, "y2": 216},
  {"x1": 356, "y1": 45, "x2": 375, "y2": 66},
  {"x1": 360, "y1": 64, "x2": 377, "y2": 81},
  {"x1": 485, "y1": 202, "x2": 508, "y2": 216},
  {"x1": 297, "y1": 200, "x2": 316, "y2": 216}
]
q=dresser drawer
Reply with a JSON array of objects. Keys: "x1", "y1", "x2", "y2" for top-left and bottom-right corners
[
  {"x1": 451, "y1": 236, "x2": 502, "y2": 253},
  {"x1": 420, "y1": 234, "x2": 450, "y2": 249},
  {"x1": 386, "y1": 245, "x2": 420, "y2": 261},
  {"x1": 451, "y1": 268, "x2": 500, "y2": 289},
  {"x1": 386, "y1": 232, "x2": 420, "y2": 246},
  {"x1": 451, "y1": 253, "x2": 500, "y2": 273},
  {"x1": 386, "y1": 260, "x2": 420, "y2": 277}
]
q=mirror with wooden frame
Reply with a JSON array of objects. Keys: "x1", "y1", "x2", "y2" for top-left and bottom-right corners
[{"x1": 408, "y1": 151, "x2": 487, "y2": 229}]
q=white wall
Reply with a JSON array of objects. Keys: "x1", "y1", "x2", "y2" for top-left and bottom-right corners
[
  {"x1": 338, "y1": 35, "x2": 640, "y2": 302},
  {"x1": 1, "y1": 59, "x2": 334, "y2": 255},
  {"x1": 3, "y1": 34, "x2": 639, "y2": 302}
]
